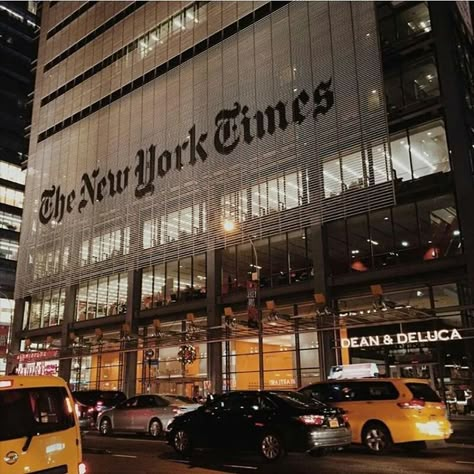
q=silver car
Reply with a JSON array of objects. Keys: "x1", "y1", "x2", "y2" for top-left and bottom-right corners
[{"x1": 97, "y1": 394, "x2": 201, "y2": 438}]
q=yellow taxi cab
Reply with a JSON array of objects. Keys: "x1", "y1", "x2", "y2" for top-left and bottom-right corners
[
  {"x1": 299, "y1": 377, "x2": 452, "y2": 454},
  {"x1": 0, "y1": 375, "x2": 86, "y2": 474}
]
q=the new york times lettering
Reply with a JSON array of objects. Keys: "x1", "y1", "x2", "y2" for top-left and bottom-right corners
[{"x1": 39, "y1": 78, "x2": 333, "y2": 225}]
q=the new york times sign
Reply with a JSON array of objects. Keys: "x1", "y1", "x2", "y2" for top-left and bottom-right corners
[{"x1": 39, "y1": 79, "x2": 334, "y2": 226}]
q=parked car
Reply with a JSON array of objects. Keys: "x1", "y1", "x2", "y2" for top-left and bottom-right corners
[
  {"x1": 97, "y1": 394, "x2": 201, "y2": 438},
  {"x1": 167, "y1": 390, "x2": 351, "y2": 462},
  {"x1": 299, "y1": 378, "x2": 453, "y2": 454},
  {"x1": 73, "y1": 390, "x2": 126, "y2": 429}
]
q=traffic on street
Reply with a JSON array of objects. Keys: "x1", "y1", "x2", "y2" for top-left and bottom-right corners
[{"x1": 82, "y1": 430, "x2": 474, "y2": 474}]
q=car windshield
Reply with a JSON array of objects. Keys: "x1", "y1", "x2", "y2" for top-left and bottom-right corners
[
  {"x1": 0, "y1": 387, "x2": 75, "y2": 441},
  {"x1": 271, "y1": 391, "x2": 325, "y2": 409}
]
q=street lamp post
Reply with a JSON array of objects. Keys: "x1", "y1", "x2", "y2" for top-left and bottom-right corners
[{"x1": 223, "y1": 220, "x2": 265, "y2": 390}]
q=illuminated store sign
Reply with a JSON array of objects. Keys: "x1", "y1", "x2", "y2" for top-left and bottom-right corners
[
  {"x1": 341, "y1": 329, "x2": 462, "y2": 348},
  {"x1": 38, "y1": 80, "x2": 333, "y2": 225}
]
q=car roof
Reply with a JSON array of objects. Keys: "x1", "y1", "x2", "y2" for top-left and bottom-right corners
[
  {"x1": 302, "y1": 377, "x2": 430, "y2": 385},
  {"x1": 0, "y1": 375, "x2": 68, "y2": 390}
]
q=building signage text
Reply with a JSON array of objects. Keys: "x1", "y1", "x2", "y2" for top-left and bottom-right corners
[
  {"x1": 38, "y1": 79, "x2": 334, "y2": 225},
  {"x1": 341, "y1": 329, "x2": 462, "y2": 348}
]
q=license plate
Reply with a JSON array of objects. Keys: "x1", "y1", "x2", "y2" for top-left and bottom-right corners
[{"x1": 329, "y1": 418, "x2": 339, "y2": 428}]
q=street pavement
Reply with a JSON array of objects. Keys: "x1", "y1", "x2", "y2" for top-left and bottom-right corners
[{"x1": 82, "y1": 431, "x2": 474, "y2": 474}]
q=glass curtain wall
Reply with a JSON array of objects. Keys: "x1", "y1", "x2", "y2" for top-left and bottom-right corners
[
  {"x1": 222, "y1": 229, "x2": 312, "y2": 294},
  {"x1": 141, "y1": 254, "x2": 207, "y2": 309},
  {"x1": 76, "y1": 273, "x2": 128, "y2": 321},
  {"x1": 327, "y1": 194, "x2": 461, "y2": 275}
]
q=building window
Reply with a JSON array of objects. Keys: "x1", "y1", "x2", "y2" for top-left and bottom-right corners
[
  {"x1": 0, "y1": 238, "x2": 18, "y2": 260},
  {"x1": 221, "y1": 189, "x2": 248, "y2": 224},
  {"x1": 378, "y1": 2, "x2": 431, "y2": 48},
  {"x1": 390, "y1": 120, "x2": 449, "y2": 181},
  {"x1": 327, "y1": 194, "x2": 461, "y2": 275},
  {"x1": 140, "y1": 255, "x2": 207, "y2": 309},
  {"x1": 76, "y1": 273, "x2": 128, "y2": 321},
  {"x1": 222, "y1": 229, "x2": 313, "y2": 294},
  {"x1": 143, "y1": 203, "x2": 207, "y2": 249},
  {"x1": 0, "y1": 161, "x2": 25, "y2": 185},
  {"x1": 222, "y1": 171, "x2": 307, "y2": 223},
  {"x1": 80, "y1": 227, "x2": 130, "y2": 266},
  {"x1": 28, "y1": 289, "x2": 65, "y2": 330},
  {"x1": 0, "y1": 186, "x2": 24, "y2": 208},
  {"x1": 385, "y1": 55, "x2": 439, "y2": 112},
  {"x1": 0, "y1": 211, "x2": 21, "y2": 231},
  {"x1": 323, "y1": 149, "x2": 384, "y2": 199},
  {"x1": 0, "y1": 297, "x2": 13, "y2": 325}
]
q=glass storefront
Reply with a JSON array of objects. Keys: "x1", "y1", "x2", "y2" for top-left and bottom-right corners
[
  {"x1": 338, "y1": 284, "x2": 474, "y2": 415},
  {"x1": 70, "y1": 332, "x2": 123, "y2": 391}
]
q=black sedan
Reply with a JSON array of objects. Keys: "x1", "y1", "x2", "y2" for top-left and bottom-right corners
[{"x1": 166, "y1": 390, "x2": 351, "y2": 462}]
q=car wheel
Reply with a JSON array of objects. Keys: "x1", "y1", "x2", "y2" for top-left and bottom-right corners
[
  {"x1": 149, "y1": 419, "x2": 162, "y2": 438},
  {"x1": 362, "y1": 423, "x2": 392, "y2": 454},
  {"x1": 99, "y1": 417, "x2": 112, "y2": 436},
  {"x1": 260, "y1": 432, "x2": 284, "y2": 462},
  {"x1": 172, "y1": 429, "x2": 192, "y2": 457}
]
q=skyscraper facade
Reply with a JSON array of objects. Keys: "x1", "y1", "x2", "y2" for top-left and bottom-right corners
[
  {"x1": 12, "y1": 1, "x2": 474, "y2": 410},
  {"x1": 0, "y1": 1, "x2": 38, "y2": 374}
]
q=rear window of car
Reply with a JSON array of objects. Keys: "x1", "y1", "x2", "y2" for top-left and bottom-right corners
[
  {"x1": 302, "y1": 381, "x2": 398, "y2": 402},
  {"x1": 0, "y1": 387, "x2": 75, "y2": 441},
  {"x1": 73, "y1": 391, "x2": 100, "y2": 405},
  {"x1": 271, "y1": 391, "x2": 325, "y2": 409},
  {"x1": 406, "y1": 383, "x2": 441, "y2": 402}
]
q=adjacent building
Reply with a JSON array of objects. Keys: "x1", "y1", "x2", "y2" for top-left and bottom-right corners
[
  {"x1": 0, "y1": 1, "x2": 38, "y2": 374},
  {"x1": 11, "y1": 1, "x2": 474, "y2": 410}
]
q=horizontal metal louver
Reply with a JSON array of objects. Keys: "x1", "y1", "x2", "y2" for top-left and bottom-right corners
[{"x1": 15, "y1": 1, "x2": 393, "y2": 300}]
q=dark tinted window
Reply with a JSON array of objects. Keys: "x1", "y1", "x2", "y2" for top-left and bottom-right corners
[
  {"x1": 137, "y1": 396, "x2": 158, "y2": 408},
  {"x1": 304, "y1": 383, "x2": 361, "y2": 402},
  {"x1": 406, "y1": 383, "x2": 441, "y2": 402},
  {"x1": 272, "y1": 391, "x2": 325, "y2": 409},
  {"x1": 120, "y1": 397, "x2": 139, "y2": 409},
  {"x1": 154, "y1": 396, "x2": 170, "y2": 407},
  {"x1": 0, "y1": 387, "x2": 75, "y2": 441},
  {"x1": 365, "y1": 382, "x2": 399, "y2": 400},
  {"x1": 228, "y1": 393, "x2": 260, "y2": 411},
  {"x1": 73, "y1": 390, "x2": 100, "y2": 405}
]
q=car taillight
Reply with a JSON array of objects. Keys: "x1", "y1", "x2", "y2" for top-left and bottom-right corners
[
  {"x1": 342, "y1": 414, "x2": 349, "y2": 424},
  {"x1": 398, "y1": 398, "x2": 426, "y2": 409},
  {"x1": 78, "y1": 462, "x2": 87, "y2": 474},
  {"x1": 297, "y1": 415, "x2": 325, "y2": 425},
  {"x1": 87, "y1": 407, "x2": 95, "y2": 413}
]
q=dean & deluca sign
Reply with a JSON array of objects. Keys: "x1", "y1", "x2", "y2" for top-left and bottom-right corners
[{"x1": 341, "y1": 329, "x2": 462, "y2": 348}]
